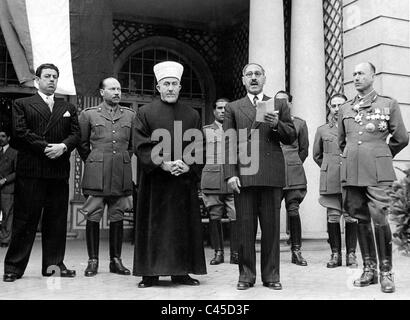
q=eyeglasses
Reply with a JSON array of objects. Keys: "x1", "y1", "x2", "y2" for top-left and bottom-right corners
[{"x1": 244, "y1": 71, "x2": 264, "y2": 78}]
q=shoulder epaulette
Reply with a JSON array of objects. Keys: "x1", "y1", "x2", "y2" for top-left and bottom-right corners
[
  {"x1": 120, "y1": 106, "x2": 136, "y2": 113},
  {"x1": 377, "y1": 94, "x2": 394, "y2": 100},
  {"x1": 83, "y1": 106, "x2": 99, "y2": 112}
]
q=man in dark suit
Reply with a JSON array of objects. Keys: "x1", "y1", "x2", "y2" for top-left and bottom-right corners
[
  {"x1": 3, "y1": 63, "x2": 80, "y2": 282},
  {"x1": 0, "y1": 129, "x2": 17, "y2": 247},
  {"x1": 223, "y1": 63, "x2": 296, "y2": 290}
]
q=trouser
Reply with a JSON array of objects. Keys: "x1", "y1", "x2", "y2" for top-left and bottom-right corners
[
  {"x1": 80, "y1": 195, "x2": 132, "y2": 222},
  {"x1": 4, "y1": 178, "x2": 69, "y2": 276},
  {"x1": 283, "y1": 189, "x2": 306, "y2": 249},
  {"x1": 234, "y1": 186, "x2": 282, "y2": 284},
  {"x1": 203, "y1": 193, "x2": 238, "y2": 253},
  {"x1": 202, "y1": 193, "x2": 236, "y2": 221},
  {"x1": 343, "y1": 185, "x2": 392, "y2": 271},
  {"x1": 0, "y1": 193, "x2": 14, "y2": 244}
]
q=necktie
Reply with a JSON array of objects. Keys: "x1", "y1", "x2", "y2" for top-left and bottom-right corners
[
  {"x1": 0, "y1": 147, "x2": 3, "y2": 160},
  {"x1": 46, "y1": 96, "x2": 54, "y2": 112},
  {"x1": 253, "y1": 95, "x2": 259, "y2": 106}
]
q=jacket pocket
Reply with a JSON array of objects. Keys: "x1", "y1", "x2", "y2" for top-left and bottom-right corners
[
  {"x1": 320, "y1": 162, "x2": 328, "y2": 192},
  {"x1": 375, "y1": 152, "x2": 395, "y2": 183},
  {"x1": 201, "y1": 164, "x2": 221, "y2": 190},
  {"x1": 120, "y1": 122, "x2": 131, "y2": 140},
  {"x1": 122, "y1": 152, "x2": 133, "y2": 192},
  {"x1": 92, "y1": 122, "x2": 106, "y2": 138},
  {"x1": 287, "y1": 162, "x2": 306, "y2": 187},
  {"x1": 82, "y1": 152, "x2": 104, "y2": 191}
]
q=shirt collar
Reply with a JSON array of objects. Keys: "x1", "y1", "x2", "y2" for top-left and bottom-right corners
[
  {"x1": 2, "y1": 144, "x2": 9, "y2": 153},
  {"x1": 351, "y1": 89, "x2": 377, "y2": 105},
  {"x1": 247, "y1": 92, "x2": 264, "y2": 104},
  {"x1": 38, "y1": 91, "x2": 54, "y2": 104},
  {"x1": 214, "y1": 120, "x2": 223, "y2": 129}
]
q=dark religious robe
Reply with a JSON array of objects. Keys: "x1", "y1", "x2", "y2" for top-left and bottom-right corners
[{"x1": 133, "y1": 98, "x2": 207, "y2": 276}]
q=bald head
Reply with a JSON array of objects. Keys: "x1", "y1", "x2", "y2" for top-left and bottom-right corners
[
  {"x1": 353, "y1": 62, "x2": 376, "y2": 95},
  {"x1": 99, "y1": 77, "x2": 121, "y2": 106}
]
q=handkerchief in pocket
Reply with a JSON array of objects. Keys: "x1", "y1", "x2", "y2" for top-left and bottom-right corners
[{"x1": 63, "y1": 111, "x2": 71, "y2": 117}]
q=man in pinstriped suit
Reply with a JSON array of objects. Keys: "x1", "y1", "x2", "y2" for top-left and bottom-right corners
[
  {"x1": 223, "y1": 63, "x2": 296, "y2": 290},
  {"x1": 3, "y1": 63, "x2": 80, "y2": 282}
]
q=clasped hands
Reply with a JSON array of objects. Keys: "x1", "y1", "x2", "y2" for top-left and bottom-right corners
[
  {"x1": 264, "y1": 111, "x2": 279, "y2": 129},
  {"x1": 161, "y1": 159, "x2": 190, "y2": 176},
  {"x1": 44, "y1": 143, "x2": 66, "y2": 159}
]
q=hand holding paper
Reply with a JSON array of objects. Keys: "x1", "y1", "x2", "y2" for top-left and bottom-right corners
[{"x1": 256, "y1": 99, "x2": 279, "y2": 128}]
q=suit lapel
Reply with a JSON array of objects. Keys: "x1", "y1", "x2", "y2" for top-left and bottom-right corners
[
  {"x1": 239, "y1": 96, "x2": 255, "y2": 124},
  {"x1": 44, "y1": 101, "x2": 67, "y2": 134},
  {"x1": 30, "y1": 93, "x2": 51, "y2": 121}
]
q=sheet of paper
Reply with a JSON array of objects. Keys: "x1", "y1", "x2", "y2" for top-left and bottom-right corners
[{"x1": 255, "y1": 99, "x2": 277, "y2": 122}]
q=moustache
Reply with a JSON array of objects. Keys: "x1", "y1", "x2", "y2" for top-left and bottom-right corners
[{"x1": 250, "y1": 81, "x2": 259, "y2": 85}]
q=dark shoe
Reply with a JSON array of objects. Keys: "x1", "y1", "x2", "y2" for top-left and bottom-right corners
[
  {"x1": 263, "y1": 282, "x2": 282, "y2": 290},
  {"x1": 353, "y1": 267, "x2": 378, "y2": 287},
  {"x1": 237, "y1": 281, "x2": 253, "y2": 290},
  {"x1": 346, "y1": 252, "x2": 358, "y2": 268},
  {"x1": 327, "y1": 252, "x2": 342, "y2": 268},
  {"x1": 3, "y1": 273, "x2": 21, "y2": 282},
  {"x1": 291, "y1": 248, "x2": 307, "y2": 266},
  {"x1": 138, "y1": 276, "x2": 158, "y2": 288},
  {"x1": 210, "y1": 250, "x2": 224, "y2": 265},
  {"x1": 230, "y1": 252, "x2": 239, "y2": 264},
  {"x1": 171, "y1": 275, "x2": 200, "y2": 286},
  {"x1": 42, "y1": 265, "x2": 76, "y2": 277},
  {"x1": 109, "y1": 257, "x2": 131, "y2": 275},
  {"x1": 84, "y1": 259, "x2": 99, "y2": 277},
  {"x1": 60, "y1": 268, "x2": 76, "y2": 278},
  {"x1": 380, "y1": 271, "x2": 395, "y2": 293}
]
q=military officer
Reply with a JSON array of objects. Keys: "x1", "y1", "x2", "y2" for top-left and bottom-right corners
[
  {"x1": 339, "y1": 62, "x2": 409, "y2": 293},
  {"x1": 276, "y1": 91, "x2": 308, "y2": 266},
  {"x1": 313, "y1": 93, "x2": 358, "y2": 268},
  {"x1": 78, "y1": 77, "x2": 135, "y2": 277},
  {"x1": 201, "y1": 98, "x2": 239, "y2": 265}
]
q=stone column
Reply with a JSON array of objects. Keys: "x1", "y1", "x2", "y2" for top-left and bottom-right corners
[
  {"x1": 249, "y1": 0, "x2": 286, "y2": 95},
  {"x1": 290, "y1": 0, "x2": 328, "y2": 238}
]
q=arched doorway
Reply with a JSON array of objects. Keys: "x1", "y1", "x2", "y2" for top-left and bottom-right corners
[{"x1": 113, "y1": 36, "x2": 216, "y2": 125}]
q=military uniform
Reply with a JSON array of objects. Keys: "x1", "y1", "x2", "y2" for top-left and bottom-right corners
[
  {"x1": 338, "y1": 90, "x2": 409, "y2": 291},
  {"x1": 78, "y1": 102, "x2": 136, "y2": 277},
  {"x1": 313, "y1": 121, "x2": 358, "y2": 268},
  {"x1": 0, "y1": 145, "x2": 17, "y2": 246},
  {"x1": 201, "y1": 120, "x2": 238, "y2": 264},
  {"x1": 280, "y1": 116, "x2": 308, "y2": 266}
]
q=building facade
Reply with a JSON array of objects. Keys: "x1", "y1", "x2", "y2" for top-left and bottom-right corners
[{"x1": 0, "y1": 0, "x2": 409, "y2": 239}]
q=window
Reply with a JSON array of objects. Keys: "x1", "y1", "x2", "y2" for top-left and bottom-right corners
[
  {"x1": 118, "y1": 48, "x2": 204, "y2": 99},
  {"x1": 0, "y1": 29, "x2": 19, "y2": 86}
]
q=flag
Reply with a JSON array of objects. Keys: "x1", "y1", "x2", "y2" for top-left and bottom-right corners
[
  {"x1": 0, "y1": 0, "x2": 75, "y2": 95},
  {"x1": 0, "y1": 0, "x2": 113, "y2": 96}
]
